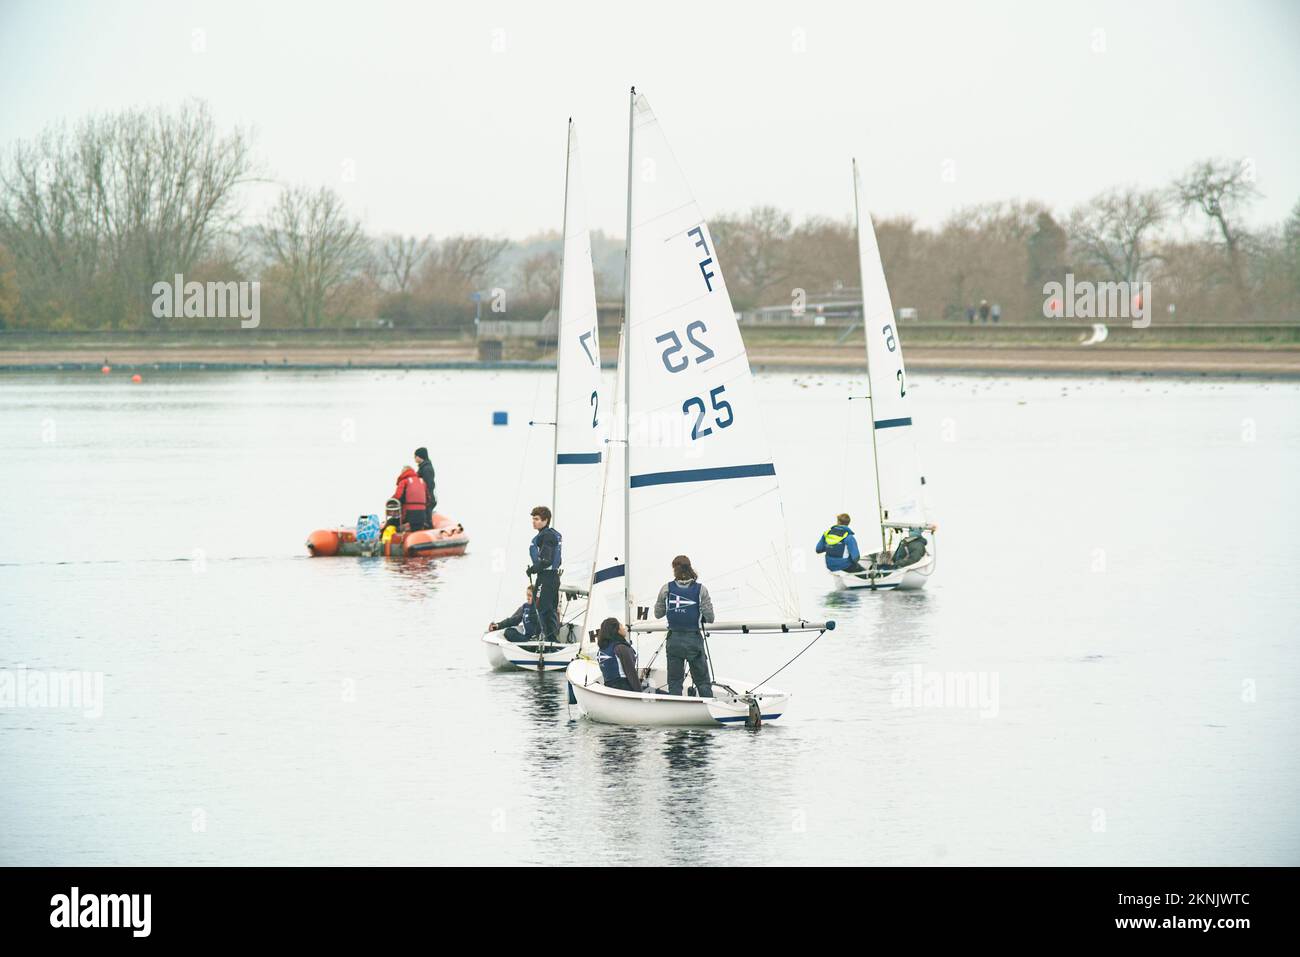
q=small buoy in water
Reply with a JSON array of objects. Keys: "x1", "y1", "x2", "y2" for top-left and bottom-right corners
[
  {"x1": 492, "y1": 411, "x2": 508, "y2": 426},
  {"x1": 101, "y1": 365, "x2": 111, "y2": 374},
  {"x1": 131, "y1": 374, "x2": 142, "y2": 383}
]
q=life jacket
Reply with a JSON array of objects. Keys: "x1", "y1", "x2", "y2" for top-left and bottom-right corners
[
  {"x1": 518, "y1": 602, "x2": 539, "y2": 639},
  {"x1": 822, "y1": 525, "x2": 852, "y2": 559},
  {"x1": 597, "y1": 638, "x2": 636, "y2": 685},
  {"x1": 396, "y1": 468, "x2": 426, "y2": 512},
  {"x1": 665, "y1": 579, "x2": 702, "y2": 632},
  {"x1": 529, "y1": 527, "x2": 563, "y2": 573}
]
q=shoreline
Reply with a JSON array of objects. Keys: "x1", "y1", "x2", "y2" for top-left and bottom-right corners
[{"x1": 2, "y1": 344, "x2": 1299, "y2": 380}]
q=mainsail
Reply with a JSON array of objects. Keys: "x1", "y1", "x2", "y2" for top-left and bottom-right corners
[
  {"x1": 853, "y1": 159, "x2": 927, "y2": 539},
  {"x1": 621, "y1": 91, "x2": 800, "y2": 624},
  {"x1": 552, "y1": 121, "x2": 605, "y2": 590}
]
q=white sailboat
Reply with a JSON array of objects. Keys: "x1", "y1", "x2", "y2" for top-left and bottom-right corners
[
  {"x1": 483, "y1": 120, "x2": 605, "y2": 671},
  {"x1": 565, "y1": 89, "x2": 833, "y2": 725},
  {"x1": 831, "y1": 159, "x2": 936, "y2": 591}
]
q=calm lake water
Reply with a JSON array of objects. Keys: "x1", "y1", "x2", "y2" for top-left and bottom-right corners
[{"x1": 1, "y1": 368, "x2": 1297, "y2": 866}]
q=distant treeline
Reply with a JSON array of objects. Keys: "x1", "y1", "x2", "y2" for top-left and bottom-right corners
[{"x1": 1, "y1": 100, "x2": 1296, "y2": 331}]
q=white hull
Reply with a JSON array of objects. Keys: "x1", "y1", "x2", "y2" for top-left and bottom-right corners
[
  {"x1": 482, "y1": 621, "x2": 580, "y2": 672},
  {"x1": 832, "y1": 551, "x2": 935, "y2": 591},
  {"x1": 565, "y1": 657, "x2": 789, "y2": 727}
]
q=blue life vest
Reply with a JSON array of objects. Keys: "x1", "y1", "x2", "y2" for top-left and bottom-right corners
[
  {"x1": 665, "y1": 579, "x2": 702, "y2": 632},
  {"x1": 597, "y1": 638, "x2": 636, "y2": 685},
  {"x1": 822, "y1": 525, "x2": 852, "y2": 558},
  {"x1": 529, "y1": 527, "x2": 563, "y2": 573},
  {"x1": 518, "y1": 603, "x2": 539, "y2": 639}
]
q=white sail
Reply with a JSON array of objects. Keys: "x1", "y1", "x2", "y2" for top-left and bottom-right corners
[
  {"x1": 579, "y1": 332, "x2": 626, "y2": 653},
  {"x1": 854, "y1": 159, "x2": 927, "y2": 533},
  {"x1": 623, "y1": 92, "x2": 800, "y2": 624},
  {"x1": 553, "y1": 121, "x2": 605, "y2": 590}
]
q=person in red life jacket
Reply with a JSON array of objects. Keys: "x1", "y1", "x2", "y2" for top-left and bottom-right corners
[{"x1": 392, "y1": 465, "x2": 430, "y2": 531}]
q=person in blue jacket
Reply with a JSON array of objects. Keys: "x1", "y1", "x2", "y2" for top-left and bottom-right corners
[
  {"x1": 487, "y1": 585, "x2": 540, "y2": 643},
  {"x1": 525, "y1": 505, "x2": 563, "y2": 642},
  {"x1": 816, "y1": 513, "x2": 864, "y2": 572}
]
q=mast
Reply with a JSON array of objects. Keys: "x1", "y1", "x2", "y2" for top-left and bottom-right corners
[
  {"x1": 551, "y1": 118, "x2": 572, "y2": 517},
  {"x1": 621, "y1": 87, "x2": 635, "y2": 629},
  {"x1": 853, "y1": 158, "x2": 887, "y2": 556}
]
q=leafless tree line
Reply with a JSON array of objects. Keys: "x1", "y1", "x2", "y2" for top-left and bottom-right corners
[{"x1": 2, "y1": 100, "x2": 1295, "y2": 330}]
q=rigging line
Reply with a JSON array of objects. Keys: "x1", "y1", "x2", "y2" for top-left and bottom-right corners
[
  {"x1": 493, "y1": 364, "x2": 548, "y2": 613},
  {"x1": 746, "y1": 628, "x2": 827, "y2": 694}
]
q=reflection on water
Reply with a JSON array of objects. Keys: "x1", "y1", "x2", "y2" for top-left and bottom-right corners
[{"x1": 1, "y1": 370, "x2": 1297, "y2": 865}]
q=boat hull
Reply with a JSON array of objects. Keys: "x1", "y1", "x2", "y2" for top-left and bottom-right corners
[
  {"x1": 482, "y1": 623, "x2": 580, "y2": 672},
  {"x1": 306, "y1": 513, "x2": 468, "y2": 558},
  {"x1": 832, "y1": 552, "x2": 934, "y2": 591},
  {"x1": 565, "y1": 658, "x2": 789, "y2": 727}
]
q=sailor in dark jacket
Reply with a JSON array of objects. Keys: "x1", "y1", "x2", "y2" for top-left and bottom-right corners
[
  {"x1": 487, "y1": 586, "x2": 539, "y2": 642},
  {"x1": 890, "y1": 527, "x2": 928, "y2": 568},
  {"x1": 414, "y1": 447, "x2": 436, "y2": 527},
  {"x1": 595, "y1": 618, "x2": 640, "y2": 692},
  {"x1": 525, "y1": 505, "x2": 563, "y2": 642},
  {"x1": 654, "y1": 554, "x2": 715, "y2": 697}
]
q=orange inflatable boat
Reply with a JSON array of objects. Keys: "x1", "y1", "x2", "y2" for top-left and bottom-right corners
[{"x1": 306, "y1": 512, "x2": 469, "y2": 558}]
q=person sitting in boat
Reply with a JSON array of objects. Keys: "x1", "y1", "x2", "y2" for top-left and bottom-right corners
[
  {"x1": 525, "y1": 505, "x2": 563, "y2": 643},
  {"x1": 891, "y1": 526, "x2": 928, "y2": 568},
  {"x1": 654, "y1": 555, "x2": 714, "y2": 698},
  {"x1": 595, "y1": 617, "x2": 640, "y2": 692},
  {"x1": 816, "y1": 514, "x2": 864, "y2": 573},
  {"x1": 414, "y1": 446, "x2": 437, "y2": 528},
  {"x1": 381, "y1": 498, "x2": 403, "y2": 541},
  {"x1": 487, "y1": 586, "x2": 539, "y2": 643},
  {"x1": 392, "y1": 465, "x2": 429, "y2": 531}
]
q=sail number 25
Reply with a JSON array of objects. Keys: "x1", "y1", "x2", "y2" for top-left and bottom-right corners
[
  {"x1": 656, "y1": 321, "x2": 714, "y2": 372},
  {"x1": 682, "y1": 386, "x2": 734, "y2": 440}
]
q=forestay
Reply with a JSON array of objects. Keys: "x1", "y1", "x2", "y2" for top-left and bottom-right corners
[
  {"x1": 580, "y1": 332, "x2": 626, "y2": 652},
  {"x1": 624, "y1": 93, "x2": 799, "y2": 624},
  {"x1": 553, "y1": 121, "x2": 605, "y2": 590},
  {"x1": 854, "y1": 159, "x2": 927, "y2": 531}
]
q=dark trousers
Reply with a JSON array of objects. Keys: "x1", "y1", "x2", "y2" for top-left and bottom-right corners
[
  {"x1": 533, "y1": 571, "x2": 559, "y2": 642},
  {"x1": 501, "y1": 627, "x2": 529, "y2": 643},
  {"x1": 407, "y1": 510, "x2": 429, "y2": 531},
  {"x1": 666, "y1": 631, "x2": 713, "y2": 698},
  {"x1": 605, "y1": 677, "x2": 634, "y2": 692},
  {"x1": 424, "y1": 505, "x2": 435, "y2": 527}
]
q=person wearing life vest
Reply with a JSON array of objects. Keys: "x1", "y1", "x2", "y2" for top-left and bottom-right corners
[
  {"x1": 595, "y1": 617, "x2": 640, "y2": 692},
  {"x1": 654, "y1": 555, "x2": 715, "y2": 698},
  {"x1": 525, "y1": 505, "x2": 563, "y2": 642},
  {"x1": 392, "y1": 465, "x2": 429, "y2": 531},
  {"x1": 816, "y1": 513, "x2": 863, "y2": 572},
  {"x1": 487, "y1": 586, "x2": 540, "y2": 643},
  {"x1": 414, "y1": 446, "x2": 437, "y2": 528}
]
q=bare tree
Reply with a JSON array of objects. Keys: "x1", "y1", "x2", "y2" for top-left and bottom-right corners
[
  {"x1": 376, "y1": 234, "x2": 431, "y2": 294},
  {"x1": 257, "y1": 186, "x2": 370, "y2": 327},
  {"x1": 710, "y1": 206, "x2": 793, "y2": 309},
  {"x1": 518, "y1": 249, "x2": 562, "y2": 304},
  {"x1": 1068, "y1": 188, "x2": 1167, "y2": 284},
  {"x1": 1173, "y1": 158, "x2": 1261, "y2": 303}
]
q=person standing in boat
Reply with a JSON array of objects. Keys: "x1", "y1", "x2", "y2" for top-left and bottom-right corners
[
  {"x1": 595, "y1": 618, "x2": 640, "y2": 692},
  {"x1": 816, "y1": 513, "x2": 864, "y2": 573},
  {"x1": 414, "y1": 447, "x2": 436, "y2": 528},
  {"x1": 525, "y1": 505, "x2": 562, "y2": 642},
  {"x1": 392, "y1": 465, "x2": 429, "y2": 531},
  {"x1": 487, "y1": 585, "x2": 539, "y2": 643},
  {"x1": 654, "y1": 555, "x2": 714, "y2": 698}
]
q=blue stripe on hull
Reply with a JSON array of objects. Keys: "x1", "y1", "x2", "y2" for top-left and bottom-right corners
[
  {"x1": 874, "y1": 417, "x2": 912, "y2": 430},
  {"x1": 630, "y1": 463, "x2": 776, "y2": 488},
  {"x1": 557, "y1": 452, "x2": 602, "y2": 464},
  {"x1": 714, "y1": 713, "x2": 782, "y2": 723}
]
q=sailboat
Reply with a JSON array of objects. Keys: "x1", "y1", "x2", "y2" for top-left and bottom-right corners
[
  {"x1": 565, "y1": 89, "x2": 833, "y2": 726},
  {"x1": 482, "y1": 120, "x2": 605, "y2": 671},
  {"x1": 830, "y1": 159, "x2": 937, "y2": 591}
]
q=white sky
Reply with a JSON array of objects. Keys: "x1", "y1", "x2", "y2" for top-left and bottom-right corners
[{"x1": 3, "y1": 0, "x2": 1298, "y2": 239}]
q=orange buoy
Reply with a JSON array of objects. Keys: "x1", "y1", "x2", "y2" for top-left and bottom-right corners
[
  {"x1": 131, "y1": 373, "x2": 142, "y2": 383},
  {"x1": 101, "y1": 365, "x2": 111, "y2": 374},
  {"x1": 305, "y1": 529, "x2": 341, "y2": 556}
]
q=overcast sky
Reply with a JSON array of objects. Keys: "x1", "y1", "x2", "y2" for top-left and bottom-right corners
[{"x1": 3, "y1": 0, "x2": 1298, "y2": 239}]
